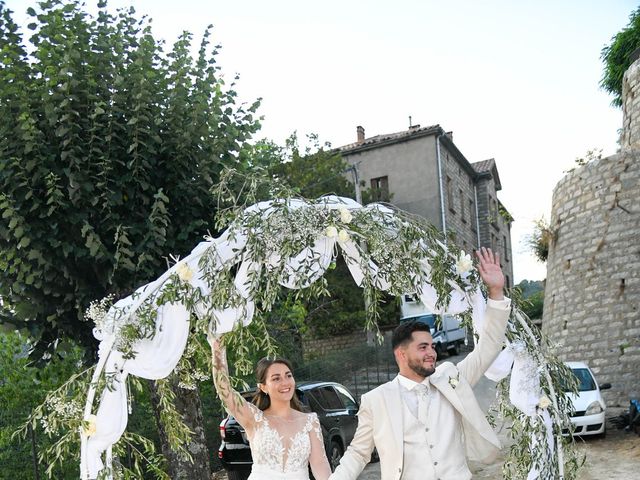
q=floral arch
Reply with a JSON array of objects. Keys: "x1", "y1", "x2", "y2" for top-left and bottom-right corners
[{"x1": 45, "y1": 195, "x2": 578, "y2": 479}]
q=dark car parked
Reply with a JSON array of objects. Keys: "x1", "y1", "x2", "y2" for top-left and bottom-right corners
[{"x1": 217, "y1": 380, "x2": 370, "y2": 480}]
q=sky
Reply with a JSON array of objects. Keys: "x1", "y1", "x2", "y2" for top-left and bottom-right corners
[{"x1": 4, "y1": 0, "x2": 633, "y2": 282}]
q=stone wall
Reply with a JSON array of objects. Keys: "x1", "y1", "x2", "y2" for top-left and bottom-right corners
[
  {"x1": 441, "y1": 145, "x2": 480, "y2": 254},
  {"x1": 475, "y1": 176, "x2": 514, "y2": 288},
  {"x1": 302, "y1": 330, "x2": 368, "y2": 360},
  {"x1": 542, "y1": 58, "x2": 640, "y2": 406}
]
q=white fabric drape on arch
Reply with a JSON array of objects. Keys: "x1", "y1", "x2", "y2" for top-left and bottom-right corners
[{"x1": 79, "y1": 195, "x2": 516, "y2": 479}]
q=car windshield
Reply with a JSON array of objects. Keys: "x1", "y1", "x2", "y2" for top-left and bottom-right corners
[
  {"x1": 405, "y1": 315, "x2": 436, "y2": 329},
  {"x1": 570, "y1": 368, "x2": 597, "y2": 392}
]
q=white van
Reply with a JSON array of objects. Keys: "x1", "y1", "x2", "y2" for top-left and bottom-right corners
[{"x1": 399, "y1": 294, "x2": 466, "y2": 355}]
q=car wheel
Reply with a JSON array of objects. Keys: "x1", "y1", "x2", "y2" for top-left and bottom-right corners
[
  {"x1": 227, "y1": 470, "x2": 250, "y2": 480},
  {"x1": 329, "y1": 440, "x2": 344, "y2": 471},
  {"x1": 447, "y1": 344, "x2": 458, "y2": 356},
  {"x1": 435, "y1": 343, "x2": 446, "y2": 357}
]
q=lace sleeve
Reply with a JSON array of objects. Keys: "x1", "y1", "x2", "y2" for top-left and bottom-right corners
[
  {"x1": 308, "y1": 413, "x2": 331, "y2": 480},
  {"x1": 210, "y1": 336, "x2": 256, "y2": 429}
]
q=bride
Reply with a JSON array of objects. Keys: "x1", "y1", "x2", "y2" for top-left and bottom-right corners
[{"x1": 210, "y1": 335, "x2": 332, "y2": 480}]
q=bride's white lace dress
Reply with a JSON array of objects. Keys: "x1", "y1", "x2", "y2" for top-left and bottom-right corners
[
  {"x1": 246, "y1": 403, "x2": 329, "y2": 479},
  {"x1": 210, "y1": 340, "x2": 331, "y2": 480}
]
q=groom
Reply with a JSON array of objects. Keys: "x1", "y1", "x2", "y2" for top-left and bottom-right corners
[{"x1": 329, "y1": 247, "x2": 510, "y2": 480}]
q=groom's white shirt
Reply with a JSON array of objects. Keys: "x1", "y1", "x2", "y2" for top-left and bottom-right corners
[{"x1": 329, "y1": 298, "x2": 511, "y2": 480}]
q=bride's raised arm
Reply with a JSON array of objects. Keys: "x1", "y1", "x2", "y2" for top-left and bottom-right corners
[{"x1": 209, "y1": 335, "x2": 256, "y2": 428}]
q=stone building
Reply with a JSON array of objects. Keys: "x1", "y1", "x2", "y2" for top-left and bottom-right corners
[
  {"x1": 542, "y1": 58, "x2": 640, "y2": 406},
  {"x1": 338, "y1": 124, "x2": 514, "y2": 288}
]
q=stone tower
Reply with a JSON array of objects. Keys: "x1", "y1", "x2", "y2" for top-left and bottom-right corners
[{"x1": 542, "y1": 57, "x2": 640, "y2": 406}]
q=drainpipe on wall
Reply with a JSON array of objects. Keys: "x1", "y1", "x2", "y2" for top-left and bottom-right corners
[
  {"x1": 474, "y1": 185, "x2": 481, "y2": 247},
  {"x1": 436, "y1": 134, "x2": 447, "y2": 238}
]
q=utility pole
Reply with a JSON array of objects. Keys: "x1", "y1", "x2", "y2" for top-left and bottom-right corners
[{"x1": 350, "y1": 162, "x2": 363, "y2": 205}]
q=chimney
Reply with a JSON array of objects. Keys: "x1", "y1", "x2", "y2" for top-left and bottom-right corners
[{"x1": 356, "y1": 126, "x2": 365, "y2": 144}]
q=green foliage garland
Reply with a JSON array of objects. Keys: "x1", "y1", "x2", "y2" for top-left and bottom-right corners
[{"x1": 41, "y1": 169, "x2": 576, "y2": 479}]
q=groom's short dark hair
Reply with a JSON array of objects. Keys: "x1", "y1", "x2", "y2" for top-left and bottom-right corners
[{"x1": 392, "y1": 320, "x2": 431, "y2": 350}]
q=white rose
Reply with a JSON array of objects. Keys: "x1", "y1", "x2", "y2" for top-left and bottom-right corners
[
  {"x1": 338, "y1": 207, "x2": 353, "y2": 224},
  {"x1": 325, "y1": 226, "x2": 338, "y2": 238},
  {"x1": 538, "y1": 395, "x2": 551, "y2": 409},
  {"x1": 455, "y1": 251, "x2": 473, "y2": 277},
  {"x1": 338, "y1": 229, "x2": 350, "y2": 243},
  {"x1": 82, "y1": 414, "x2": 97, "y2": 437},
  {"x1": 176, "y1": 263, "x2": 194, "y2": 282}
]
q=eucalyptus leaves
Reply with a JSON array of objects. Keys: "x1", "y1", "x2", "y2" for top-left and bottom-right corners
[{"x1": 20, "y1": 182, "x2": 580, "y2": 479}]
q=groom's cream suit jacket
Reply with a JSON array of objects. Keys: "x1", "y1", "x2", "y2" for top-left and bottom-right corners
[{"x1": 329, "y1": 299, "x2": 510, "y2": 480}]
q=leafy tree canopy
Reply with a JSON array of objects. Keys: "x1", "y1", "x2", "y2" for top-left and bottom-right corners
[
  {"x1": 239, "y1": 134, "x2": 394, "y2": 340},
  {"x1": 601, "y1": 6, "x2": 640, "y2": 107},
  {"x1": 527, "y1": 217, "x2": 555, "y2": 263},
  {"x1": 515, "y1": 279, "x2": 544, "y2": 298},
  {"x1": 515, "y1": 280, "x2": 544, "y2": 320},
  {"x1": 0, "y1": 0, "x2": 260, "y2": 362}
]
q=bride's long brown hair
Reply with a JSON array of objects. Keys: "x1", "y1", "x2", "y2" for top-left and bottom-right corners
[{"x1": 251, "y1": 357, "x2": 304, "y2": 412}]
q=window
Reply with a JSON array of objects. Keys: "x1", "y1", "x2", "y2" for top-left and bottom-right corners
[
  {"x1": 490, "y1": 197, "x2": 499, "y2": 227},
  {"x1": 307, "y1": 393, "x2": 323, "y2": 414},
  {"x1": 334, "y1": 385, "x2": 357, "y2": 410},
  {"x1": 502, "y1": 235, "x2": 509, "y2": 261},
  {"x1": 459, "y1": 189, "x2": 465, "y2": 222},
  {"x1": 446, "y1": 176, "x2": 455, "y2": 213},
  {"x1": 370, "y1": 176, "x2": 390, "y2": 202},
  {"x1": 310, "y1": 386, "x2": 343, "y2": 410},
  {"x1": 469, "y1": 199, "x2": 476, "y2": 231},
  {"x1": 571, "y1": 368, "x2": 596, "y2": 392}
]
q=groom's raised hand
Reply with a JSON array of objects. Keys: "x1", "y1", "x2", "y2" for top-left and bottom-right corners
[{"x1": 475, "y1": 247, "x2": 505, "y2": 300}]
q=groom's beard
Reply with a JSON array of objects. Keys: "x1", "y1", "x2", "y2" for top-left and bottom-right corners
[{"x1": 408, "y1": 357, "x2": 435, "y2": 378}]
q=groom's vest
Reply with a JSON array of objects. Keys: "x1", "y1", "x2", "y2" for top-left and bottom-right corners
[
  {"x1": 401, "y1": 399, "x2": 437, "y2": 479},
  {"x1": 399, "y1": 388, "x2": 472, "y2": 480}
]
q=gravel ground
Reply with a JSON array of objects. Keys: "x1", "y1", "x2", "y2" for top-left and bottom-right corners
[{"x1": 470, "y1": 407, "x2": 640, "y2": 480}]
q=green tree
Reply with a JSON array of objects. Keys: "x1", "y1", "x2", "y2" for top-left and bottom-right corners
[
  {"x1": 240, "y1": 133, "x2": 362, "y2": 199},
  {"x1": 0, "y1": 331, "x2": 82, "y2": 478},
  {"x1": 520, "y1": 290, "x2": 544, "y2": 320},
  {"x1": 515, "y1": 280, "x2": 544, "y2": 320},
  {"x1": 601, "y1": 6, "x2": 640, "y2": 107},
  {"x1": 273, "y1": 133, "x2": 361, "y2": 199},
  {"x1": 527, "y1": 217, "x2": 555, "y2": 263},
  {"x1": 515, "y1": 279, "x2": 543, "y2": 298},
  {"x1": 242, "y1": 134, "x2": 396, "y2": 341},
  {"x1": 0, "y1": 1, "x2": 259, "y2": 477}
]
